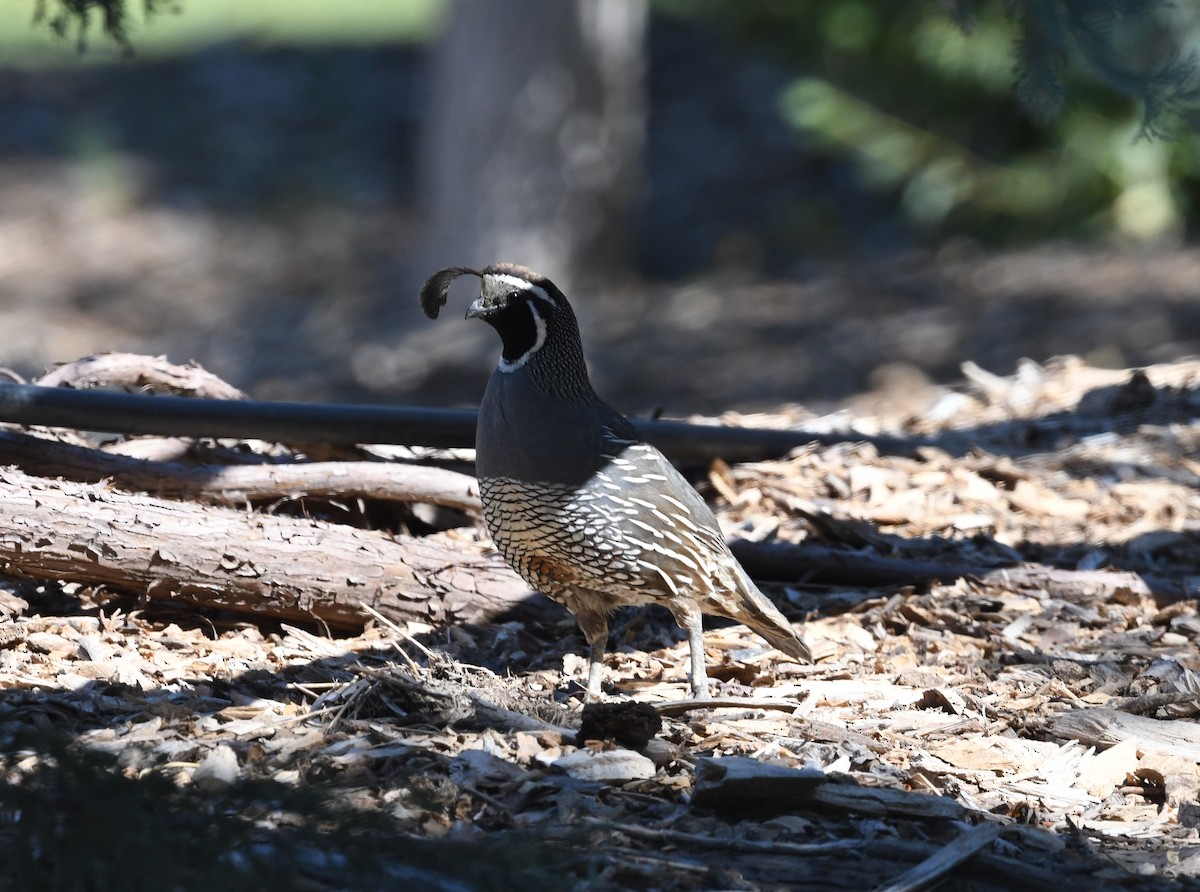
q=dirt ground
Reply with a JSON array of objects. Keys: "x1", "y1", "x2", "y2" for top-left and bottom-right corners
[{"x1": 0, "y1": 347, "x2": 1198, "y2": 889}]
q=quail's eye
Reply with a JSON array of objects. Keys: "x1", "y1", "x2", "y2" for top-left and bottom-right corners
[{"x1": 507, "y1": 291, "x2": 520, "y2": 302}]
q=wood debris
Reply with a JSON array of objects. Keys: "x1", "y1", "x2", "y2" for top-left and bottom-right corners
[{"x1": 0, "y1": 353, "x2": 1197, "y2": 889}]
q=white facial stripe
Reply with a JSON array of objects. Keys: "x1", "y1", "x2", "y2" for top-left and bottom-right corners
[
  {"x1": 497, "y1": 300, "x2": 547, "y2": 373},
  {"x1": 488, "y1": 273, "x2": 557, "y2": 307}
]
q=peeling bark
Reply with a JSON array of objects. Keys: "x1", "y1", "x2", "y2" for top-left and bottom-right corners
[{"x1": 0, "y1": 467, "x2": 527, "y2": 629}]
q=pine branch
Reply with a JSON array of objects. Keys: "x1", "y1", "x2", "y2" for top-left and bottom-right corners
[
  {"x1": 982, "y1": 0, "x2": 1200, "y2": 135},
  {"x1": 31, "y1": 0, "x2": 175, "y2": 54},
  {"x1": 1011, "y1": 2, "x2": 1070, "y2": 122}
]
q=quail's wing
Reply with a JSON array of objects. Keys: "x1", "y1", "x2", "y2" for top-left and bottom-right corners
[
  {"x1": 584, "y1": 440, "x2": 742, "y2": 600},
  {"x1": 590, "y1": 439, "x2": 811, "y2": 658}
]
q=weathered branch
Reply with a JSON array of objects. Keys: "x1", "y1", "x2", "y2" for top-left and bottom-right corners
[
  {"x1": 729, "y1": 539, "x2": 1185, "y2": 606},
  {"x1": 0, "y1": 429, "x2": 482, "y2": 514},
  {"x1": 35, "y1": 353, "x2": 247, "y2": 400},
  {"x1": 0, "y1": 467, "x2": 525, "y2": 629}
]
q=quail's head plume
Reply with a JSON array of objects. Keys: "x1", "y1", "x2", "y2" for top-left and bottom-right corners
[{"x1": 421, "y1": 263, "x2": 811, "y2": 697}]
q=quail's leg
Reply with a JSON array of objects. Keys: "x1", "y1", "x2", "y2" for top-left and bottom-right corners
[
  {"x1": 670, "y1": 601, "x2": 709, "y2": 698},
  {"x1": 573, "y1": 606, "x2": 610, "y2": 699}
]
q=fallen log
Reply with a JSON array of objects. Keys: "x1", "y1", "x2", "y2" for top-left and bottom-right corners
[
  {"x1": 0, "y1": 467, "x2": 527, "y2": 629},
  {"x1": 0, "y1": 429, "x2": 482, "y2": 515},
  {"x1": 0, "y1": 447, "x2": 1182, "y2": 635},
  {"x1": 729, "y1": 539, "x2": 1186, "y2": 606}
]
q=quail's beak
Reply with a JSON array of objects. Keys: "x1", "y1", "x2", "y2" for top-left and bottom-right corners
[{"x1": 465, "y1": 296, "x2": 491, "y2": 320}]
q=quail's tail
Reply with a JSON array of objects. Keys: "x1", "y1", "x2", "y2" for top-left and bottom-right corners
[{"x1": 729, "y1": 564, "x2": 813, "y2": 663}]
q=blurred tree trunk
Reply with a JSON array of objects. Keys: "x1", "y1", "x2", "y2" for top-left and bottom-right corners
[{"x1": 417, "y1": 0, "x2": 647, "y2": 292}]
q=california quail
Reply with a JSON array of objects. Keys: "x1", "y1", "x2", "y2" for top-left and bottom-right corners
[{"x1": 420, "y1": 262, "x2": 812, "y2": 697}]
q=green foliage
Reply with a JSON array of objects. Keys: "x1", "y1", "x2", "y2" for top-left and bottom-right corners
[
  {"x1": 14, "y1": 0, "x2": 440, "y2": 62},
  {"x1": 662, "y1": 0, "x2": 1200, "y2": 245},
  {"x1": 1006, "y1": 0, "x2": 1200, "y2": 137},
  {"x1": 31, "y1": 0, "x2": 175, "y2": 54}
]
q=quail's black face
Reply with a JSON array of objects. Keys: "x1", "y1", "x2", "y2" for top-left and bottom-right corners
[
  {"x1": 419, "y1": 261, "x2": 582, "y2": 377},
  {"x1": 467, "y1": 269, "x2": 562, "y2": 370}
]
